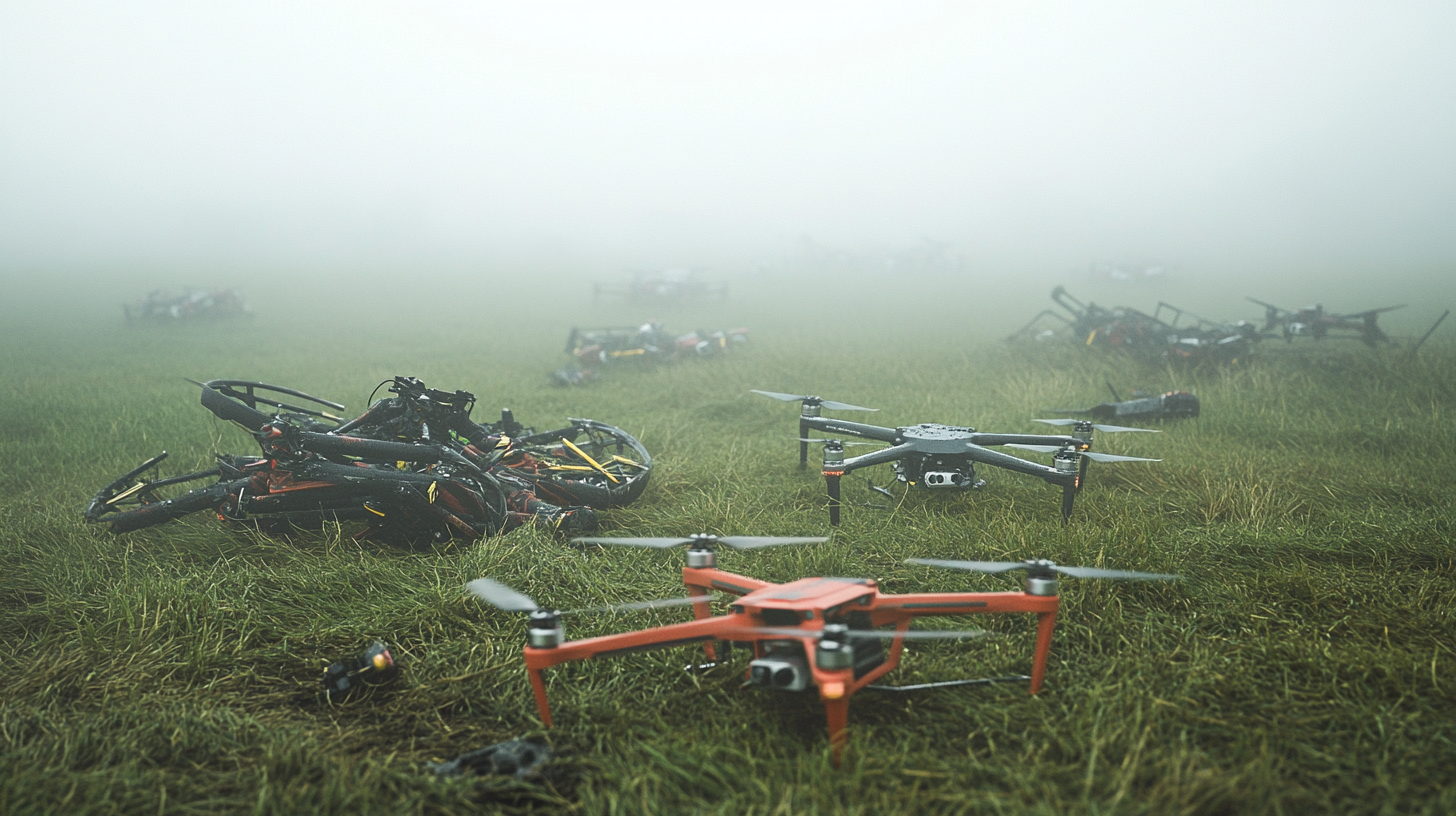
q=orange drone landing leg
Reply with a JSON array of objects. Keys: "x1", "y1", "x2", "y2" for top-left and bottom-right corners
[
  {"x1": 528, "y1": 668, "x2": 553, "y2": 727},
  {"x1": 1029, "y1": 610, "x2": 1059, "y2": 694},
  {"x1": 824, "y1": 695, "x2": 851, "y2": 767}
]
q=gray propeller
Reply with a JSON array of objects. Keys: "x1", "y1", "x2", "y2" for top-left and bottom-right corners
[
  {"x1": 741, "y1": 627, "x2": 994, "y2": 641},
  {"x1": 798, "y1": 437, "x2": 882, "y2": 447},
  {"x1": 751, "y1": 390, "x2": 877, "y2": 412},
  {"x1": 466, "y1": 577, "x2": 719, "y2": 615},
  {"x1": 1033, "y1": 419, "x2": 1160, "y2": 433},
  {"x1": 906, "y1": 558, "x2": 1179, "y2": 581},
  {"x1": 572, "y1": 534, "x2": 829, "y2": 550},
  {"x1": 1004, "y1": 444, "x2": 1161, "y2": 463}
]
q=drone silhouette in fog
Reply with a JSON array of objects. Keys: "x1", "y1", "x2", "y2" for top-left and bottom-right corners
[{"x1": 751, "y1": 390, "x2": 1162, "y2": 525}]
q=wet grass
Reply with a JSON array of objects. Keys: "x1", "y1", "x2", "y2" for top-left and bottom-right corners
[{"x1": 1, "y1": 304, "x2": 1453, "y2": 815}]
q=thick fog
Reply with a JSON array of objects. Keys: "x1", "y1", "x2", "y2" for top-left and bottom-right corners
[{"x1": 2, "y1": 1, "x2": 1454, "y2": 331}]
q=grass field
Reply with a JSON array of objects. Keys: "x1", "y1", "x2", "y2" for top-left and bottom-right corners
[{"x1": 1, "y1": 280, "x2": 1453, "y2": 815}]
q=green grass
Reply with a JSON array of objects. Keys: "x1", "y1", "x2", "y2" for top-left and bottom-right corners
[{"x1": 1, "y1": 293, "x2": 1454, "y2": 815}]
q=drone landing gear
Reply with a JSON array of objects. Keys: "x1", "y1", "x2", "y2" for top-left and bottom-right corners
[{"x1": 866, "y1": 674, "x2": 1032, "y2": 692}]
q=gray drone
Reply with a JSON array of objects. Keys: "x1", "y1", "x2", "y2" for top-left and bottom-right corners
[{"x1": 751, "y1": 389, "x2": 1162, "y2": 525}]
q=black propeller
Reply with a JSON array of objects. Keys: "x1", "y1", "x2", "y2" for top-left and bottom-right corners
[
  {"x1": 798, "y1": 437, "x2": 882, "y2": 447},
  {"x1": 751, "y1": 390, "x2": 877, "y2": 412},
  {"x1": 1004, "y1": 444, "x2": 1161, "y2": 464},
  {"x1": 572, "y1": 534, "x2": 828, "y2": 550},
  {"x1": 1032, "y1": 419, "x2": 1160, "y2": 434},
  {"x1": 739, "y1": 626, "x2": 994, "y2": 641}
]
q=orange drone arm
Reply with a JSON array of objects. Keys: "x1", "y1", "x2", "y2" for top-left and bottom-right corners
[
  {"x1": 523, "y1": 614, "x2": 743, "y2": 727},
  {"x1": 869, "y1": 591, "x2": 1060, "y2": 693},
  {"x1": 682, "y1": 566, "x2": 774, "y2": 597}
]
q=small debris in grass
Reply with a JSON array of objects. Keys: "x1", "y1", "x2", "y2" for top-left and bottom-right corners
[{"x1": 428, "y1": 737, "x2": 553, "y2": 779}]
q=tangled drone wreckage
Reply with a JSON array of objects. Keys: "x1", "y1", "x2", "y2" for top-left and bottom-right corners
[{"x1": 85, "y1": 376, "x2": 652, "y2": 541}]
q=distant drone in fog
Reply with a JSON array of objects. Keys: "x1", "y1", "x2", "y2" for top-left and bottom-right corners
[
  {"x1": 1247, "y1": 298, "x2": 1404, "y2": 347},
  {"x1": 1051, "y1": 384, "x2": 1200, "y2": 423},
  {"x1": 566, "y1": 323, "x2": 748, "y2": 366},
  {"x1": 751, "y1": 390, "x2": 1162, "y2": 525},
  {"x1": 124, "y1": 288, "x2": 252, "y2": 324},
  {"x1": 1008, "y1": 287, "x2": 1258, "y2": 365},
  {"x1": 592, "y1": 269, "x2": 728, "y2": 304}
]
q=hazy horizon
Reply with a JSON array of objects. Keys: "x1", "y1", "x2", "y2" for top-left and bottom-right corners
[{"x1": 2, "y1": 1, "x2": 1454, "y2": 329}]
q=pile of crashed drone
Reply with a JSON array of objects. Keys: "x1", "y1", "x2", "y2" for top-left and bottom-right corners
[
  {"x1": 1007, "y1": 285, "x2": 1431, "y2": 363},
  {"x1": 551, "y1": 322, "x2": 749, "y2": 385},
  {"x1": 87, "y1": 376, "x2": 652, "y2": 541}
]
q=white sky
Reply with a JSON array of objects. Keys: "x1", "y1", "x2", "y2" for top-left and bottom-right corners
[{"x1": 2, "y1": 1, "x2": 1454, "y2": 272}]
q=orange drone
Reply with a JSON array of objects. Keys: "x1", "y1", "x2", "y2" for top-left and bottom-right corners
[{"x1": 467, "y1": 534, "x2": 1177, "y2": 764}]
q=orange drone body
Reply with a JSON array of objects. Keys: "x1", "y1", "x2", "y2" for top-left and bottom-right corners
[{"x1": 520, "y1": 562, "x2": 1059, "y2": 764}]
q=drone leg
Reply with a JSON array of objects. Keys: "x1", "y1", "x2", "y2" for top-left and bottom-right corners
[
  {"x1": 1077, "y1": 457, "x2": 1089, "y2": 491},
  {"x1": 799, "y1": 420, "x2": 810, "y2": 469},
  {"x1": 527, "y1": 668, "x2": 554, "y2": 728},
  {"x1": 1060, "y1": 483, "x2": 1075, "y2": 524},
  {"x1": 826, "y1": 473, "x2": 842, "y2": 526},
  {"x1": 1028, "y1": 610, "x2": 1058, "y2": 694},
  {"x1": 689, "y1": 585, "x2": 717, "y2": 662},
  {"x1": 824, "y1": 696, "x2": 850, "y2": 768}
]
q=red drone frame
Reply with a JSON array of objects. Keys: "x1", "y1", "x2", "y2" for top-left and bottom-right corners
[{"x1": 468, "y1": 534, "x2": 1177, "y2": 765}]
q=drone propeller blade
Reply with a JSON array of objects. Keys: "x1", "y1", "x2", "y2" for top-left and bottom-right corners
[
  {"x1": 1080, "y1": 452, "x2": 1161, "y2": 463},
  {"x1": 819, "y1": 399, "x2": 878, "y2": 412},
  {"x1": 751, "y1": 390, "x2": 877, "y2": 412},
  {"x1": 798, "y1": 438, "x2": 881, "y2": 447},
  {"x1": 844, "y1": 629, "x2": 993, "y2": 640},
  {"x1": 905, "y1": 558, "x2": 1178, "y2": 581},
  {"x1": 1344, "y1": 304, "x2": 1406, "y2": 317},
  {"x1": 466, "y1": 578, "x2": 539, "y2": 613},
  {"x1": 567, "y1": 593, "x2": 721, "y2": 615},
  {"x1": 718, "y1": 536, "x2": 829, "y2": 549},
  {"x1": 904, "y1": 558, "x2": 1030, "y2": 574},
  {"x1": 737, "y1": 627, "x2": 993, "y2": 641},
  {"x1": 751, "y1": 389, "x2": 809, "y2": 402},
  {"x1": 1003, "y1": 444, "x2": 1160, "y2": 463},
  {"x1": 571, "y1": 536, "x2": 696, "y2": 549},
  {"x1": 1052, "y1": 566, "x2": 1179, "y2": 581},
  {"x1": 1033, "y1": 419, "x2": 1160, "y2": 433},
  {"x1": 1004, "y1": 443, "x2": 1063, "y2": 454}
]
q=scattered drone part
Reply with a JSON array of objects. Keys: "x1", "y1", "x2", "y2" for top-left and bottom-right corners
[
  {"x1": 428, "y1": 738, "x2": 552, "y2": 779},
  {"x1": 1248, "y1": 298, "x2": 1405, "y2": 346},
  {"x1": 592, "y1": 269, "x2": 728, "y2": 303},
  {"x1": 468, "y1": 543, "x2": 1177, "y2": 766},
  {"x1": 1049, "y1": 390, "x2": 1200, "y2": 422},
  {"x1": 551, "y1": 367, "x2": 599, "y2": 387},
  {"x1": 124, "y1": 288, "x2": 252, "y2": 324},
  {"x1": 320, "y1": 641, "x2": 399, "y2": 701}
]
